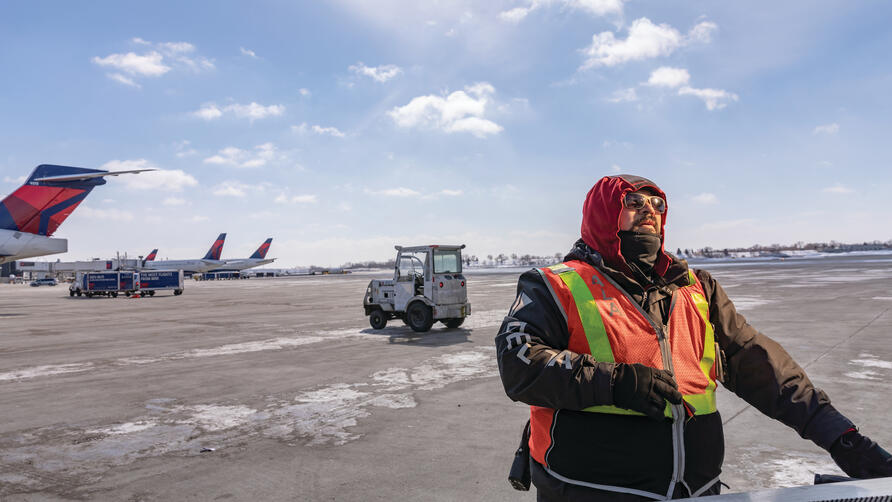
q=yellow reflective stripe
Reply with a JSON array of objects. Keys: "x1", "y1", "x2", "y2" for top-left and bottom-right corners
[
  {"x1": 691, "y1": 291, "x2": 716, "y2": 394},
  {"x1": 548, "y1": 266, "x2": 614, "y2": 364},
  {"x1": 684, "y1": 392, "x2": 716, "y2": 415},
  {"x1": 584, "y1": 402, "x2": 673, "y2": 417}
]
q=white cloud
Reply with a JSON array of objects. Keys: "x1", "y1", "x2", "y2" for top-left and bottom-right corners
[
  {"x1": 500, "y1": 0, "x2": 625, "y2": 23},
  {"x1": 822, "y1": 184, "x2": 854, "y2": 194},
  {"x1": 107, "y1": 73, "x2": 141, "y2": 88},
  {"x1": 240, "y1": 47, "x2": 258, "y2": 58},
  {"x1": 203, "y1": 143, "x2": 281, "y2": 168},
  {"x1": 227, "y1": 102, "x2": 285, "y2": 121},
  {"x1": 174, "y1": 140, "x2": 197, "y2": 158},
  {"x1": 101, "y1": 160, "x2": 198, "y2": 192},
  {"x1": 192, "y1": 102, "x2": 285, "y2": 122},
  {"x1": 299, "y1": 88, "x2": 311, "y2": 97},
  {"x1": 607, "y1": 88, "x2": 638, "y2": 103},
  {"x1": 293, "y1": 123, "x2": 345, "y2": 138},
  {"x1": 193, "y1": 104, "x2": 223, "y2": 120},
  {"x1": 678, "y1": 86, "x2": 738, "y2": 110},
  {"x1": 92, "y1": 51, "x2": 170, "y2": 77},
  {"x1": 580, "y1": 18, "x2": 717, "y2": 69},
  {"x1": 499, "y1": 6, "x2": 533, "y2": 23},
  {"x1": 364, "y1": 187, "x2": 421, "y2": 197},
  {"x1": 162, "y1": 197, "x2": 187, "y2": 206},
  {"x1": 692, "y1": 192, "x2": 718, "y2": 204},
  {"x1": 439, "y1": 189, "x2": 463, "y2": 196},
  {"x1": 610, "y1": 164, "x2": 621, "y2": 173},
  {"x1": 388, "y1": 82, "x2": 504, "y2": 138},
  {"x1": 646, "y1": 67, "x2": 690, "y2": 88},
  {"x1": 77, "y1": 206, "x2": 135, "y2": 222},
  {"x1": 813, "y1": 123, "x2": 840, "y2": 135},
  {"x1": 3, "y1": 175, "x2": 26, "y2": 184},
  {"x1": 190, "y1": 215, "x2": 209, "y2": 223},
  {"x1": 211, "y1": 181, "x2": 258, "y2": 197},
  {"x1": 274, "y1": 193, "x2": 318, "y2": 204},
  {"x1": 349, "y1": 62, "x2": 403, "y2": 83},
  {"x1": 93, "y1": 39, "x2": 213, "y2": 86}
]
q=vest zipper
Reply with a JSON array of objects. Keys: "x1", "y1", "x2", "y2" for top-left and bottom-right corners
[{"x1": 601, "y1": 274, "x2": 686, "y2": 498}]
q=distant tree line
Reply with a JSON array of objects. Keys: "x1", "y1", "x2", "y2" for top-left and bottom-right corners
[
  {"x1": 676, "y1": 239, "x2": 892, "y2": 259},
  {"x1": 319, "y1": 239, "x2": 892, "y2": 270}
]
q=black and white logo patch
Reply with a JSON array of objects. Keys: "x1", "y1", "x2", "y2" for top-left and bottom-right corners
[{"x1": 509, "y1": 291, "x2": 533, "y2": 315}]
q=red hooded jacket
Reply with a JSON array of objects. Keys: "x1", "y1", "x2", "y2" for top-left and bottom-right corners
[{"x1": 581, "y1": 175, "x2": 672, "y2": 278}]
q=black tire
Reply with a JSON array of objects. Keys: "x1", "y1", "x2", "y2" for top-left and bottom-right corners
[
  {"x1": 442, "y1": 318, "x2": 465, "y2": 329},
  {"x1": 140, "y1": 291, "x2": 146, "y2": 297},
  {"x1": 406, "y1": 302, "x2": 434, "y2": 332},
  {"x1": 111, "y1": 292, "x2": 118, "y2": 298},
  {"x1": 173, "y1": 289, "x2": 183, "y2": 296},
  {"x1": 149, "y1": 290, "x2": 156, "y2": 297},
  {"x1": 76, "y1": 290, "x2": 82, "y2": 297},
  {"x1": 86, "y1": 292, "x2": 93, "y2": 298},
  {"x1": 369, "y1": 309, "x2": 387, "y2": 330},
  {"x1": 69, "y1": 290, "x2": 75, "y2": 297}
]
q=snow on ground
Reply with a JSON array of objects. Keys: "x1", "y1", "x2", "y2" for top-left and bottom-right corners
[
  {"x1": 0, "y1": 310, "x2": 508, "y2": 383},
  {"x1": 0, "y1": 346, "x2": 500, "y2": 480}
]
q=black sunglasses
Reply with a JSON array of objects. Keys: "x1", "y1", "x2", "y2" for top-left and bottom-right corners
[{"x1": 623, "y1": 192, "x2": 666, "y2": 214}]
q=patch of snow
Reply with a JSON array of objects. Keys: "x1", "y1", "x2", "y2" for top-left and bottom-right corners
[
  {"x1": 728, "y1": 296, "x2": 770, "y2": 311},
  {"x1": 88, "y1": 420, "x2": 158, "y2": 435},
  {"x1": 850, "y1": 358, "x2": 892, "y2": 369},
  {"x1": 844, "y1": 370, "x2": 881, "y2": 381},
  {"x1": 0, "y1": 363, "x2": 94, "y2": 382},
  {"x1": 177, "y1": 405, "x2": 258, "y2": 431}
]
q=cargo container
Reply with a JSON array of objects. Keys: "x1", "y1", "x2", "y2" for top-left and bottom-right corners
[
  {"x1": 138, "y1": 269, "x2": 184, "y2": 296},
  {"x1": 69, "y1": 271, "x2": 139, "y2": 298}
]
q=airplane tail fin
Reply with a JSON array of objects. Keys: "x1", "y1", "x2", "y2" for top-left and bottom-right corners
[
  {"x1": 203, "y1": 233, "x2": 226, "y2": 260},
  {"x1": 0, "y1": 165, "x2": 109, "y2": 236},
  {"x1": 145, "y1": 249, "x2": 158, "y2": 261},
  {"x1": 249, "y1": 238, "x2": 273, "y2": 259}
]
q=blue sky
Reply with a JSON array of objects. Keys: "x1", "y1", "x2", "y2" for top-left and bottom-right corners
[{"x1": 2, "y1": 1, "x2": 890, "y2": 266}]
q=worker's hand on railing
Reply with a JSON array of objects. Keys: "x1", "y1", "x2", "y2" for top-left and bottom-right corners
[
  {"x1": 612, "y1": 363, "x2": 682, "y2": 420},
  {"x1": 829, "y1": 430, "x2": 892, "y2": 479}
]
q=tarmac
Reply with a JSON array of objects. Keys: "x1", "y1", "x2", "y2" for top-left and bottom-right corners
[{"x1": 0, "y1": 253, "x2": 890, "y2": 501}]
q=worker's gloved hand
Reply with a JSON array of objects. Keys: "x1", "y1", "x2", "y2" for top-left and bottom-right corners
[
  {"x1": 830, "y1": 430, "x2": 892, "y2": 479},
  {"x1": 612, "y1": 363, "x2": 682, "y2": 420}
]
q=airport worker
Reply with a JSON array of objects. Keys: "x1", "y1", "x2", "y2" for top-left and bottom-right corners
[{"x1": 495, "y1": 174, "x2": 892, "y2": 500}]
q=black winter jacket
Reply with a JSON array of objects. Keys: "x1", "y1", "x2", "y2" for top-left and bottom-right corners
[{"x1": 495, "y1": 240, "x2": 853, "y2": 499}]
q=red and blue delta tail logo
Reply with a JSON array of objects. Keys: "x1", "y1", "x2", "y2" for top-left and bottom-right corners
[
  {"x1": 145, "y1": 249, "x2": 158, "y2": 261},
  {"x1": 249, "y1": 238, "x2": 273, "y2": 259},
  {"x1": 203, "y1": 233, "x2": 226, "y2": 260},
  {"x1": 0, "y1": 165, "x2": 108, "y2": 236}
]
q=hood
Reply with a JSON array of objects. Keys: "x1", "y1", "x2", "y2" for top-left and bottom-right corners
[{"x1": 580, "y1": 175, "x2": 672, "y2": 277}]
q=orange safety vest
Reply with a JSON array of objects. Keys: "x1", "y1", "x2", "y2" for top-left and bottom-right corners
[{"x1": 529, "y1": 260, "x2": 717, "y2": 468}]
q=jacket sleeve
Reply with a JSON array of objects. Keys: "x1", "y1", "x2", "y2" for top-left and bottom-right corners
[
  {"x1": 494, "y1": 268, "x2": 616, "y2": 410},
  {"x1": 696, "y1": 268, "x2": 854, "y2": 450}
]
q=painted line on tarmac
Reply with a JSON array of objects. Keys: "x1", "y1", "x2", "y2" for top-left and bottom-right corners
[
  {"x1": 0, "y1": 309, "x2": 508, "y2": 383},
  {"x1": 0, "y1": 346, "x2": 500, "y2": 494}
]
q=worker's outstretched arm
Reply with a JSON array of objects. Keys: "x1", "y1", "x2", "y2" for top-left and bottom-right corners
[
  {"x1": 697, "y1": 268, "x2": 892, "y2": 478},
  {"x1": 697, "y1": 268, "x2": 853, "y2": 448}
]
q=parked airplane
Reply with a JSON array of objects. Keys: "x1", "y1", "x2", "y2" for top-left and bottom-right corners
[
  {"x1": 215, "y1": 238, "x2": 276, "y2": 271},
  {"x1": 141, "y1": 233, "x2": 227, "y2": 275},
  {"x1": 0, "y1": 164, "x2": 152, "y2": 264}
]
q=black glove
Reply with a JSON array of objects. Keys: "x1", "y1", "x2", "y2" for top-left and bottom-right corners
[
  {"x1": 830, "y1": 430, "x2": 892, "y2": 479},
  {"x1": 612, "y1": 363, "x2": 683, "y2": 420}
]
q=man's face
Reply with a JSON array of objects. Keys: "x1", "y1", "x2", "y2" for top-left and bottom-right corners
[{"x1": 618, "y1": 189, "x2": 663, "y2": 234}]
